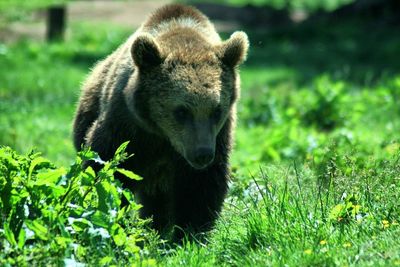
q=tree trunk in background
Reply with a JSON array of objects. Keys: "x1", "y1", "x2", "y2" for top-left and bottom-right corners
[{"x1": 47, "y1": 6, "x2": 66, "y2": 41}]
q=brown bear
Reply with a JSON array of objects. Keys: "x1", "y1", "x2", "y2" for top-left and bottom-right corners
[{"x1": 73, "y1": 4, "x2": 248, "y2": 239}]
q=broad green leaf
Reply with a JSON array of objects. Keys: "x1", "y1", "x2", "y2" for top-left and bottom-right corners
[
  {"x1": 55, "y1": 236, "x2": 70, "y2": 249},
  {"x1": 25, "y1": 219, "x2": 48, "y2": 241},
  {"x1": 81, "y1": 166, "x2": 96, "y2": 186},
  {"x1": 100, "y1": 256, "x2": 113, "y2": 265},
  {"x1": 0, "y1": 149, "x2": 19, "y2": 170},
  {"x1": 122, "y1": 189, "x2": 142, "y2": 211},
  {"x1": 36, "y1": 168, "x2": 66, "y2": 186},
  {"x1": 71, "y1": 218, "x2": 91, "y2": 232},
  {"x1": 90, "y1": 211, "x2": 110, "y2": 228},
  {"x1": 115, "y1": 141, "x2": 130, "y2": 156},
  {"x1": 4, "y1": 221, "x2": 17, "y2": 246},
  {"x1": 78, "y1": 149, "x2": 99, "y2": 161},
  {"x1": 28, "y1": 156, "x2": 51, "y2": 180},
  {"x1": 125, "y1": 235, "x2": 141, "y2": 254},
  {"x1": 329, "y1": 203, "x2": 345, "y2": 221},
  {"x1": 96, "y1": 179, "x2": 121, "y2": 213},
  {"x1": 116, "y1": 168, "x2": 142, "y2": 181},
  {"x1": 95, "y1": 181, "x2": 110, "y2": 213},
  {"x1": 17, "y1": 227, "x2": 26, "y2": 249},
  {"x1": 111, "y1": 224, "x2": 126, "y2": 247},
  {"x1": 85, "y1": 166, "x2": 96, "y2": 178},
  {"x1": 122, "y1": 189, "x2": 133, "y2": 202}
]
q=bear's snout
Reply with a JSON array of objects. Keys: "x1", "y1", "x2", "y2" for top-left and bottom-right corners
[{"x1": 188, "y1": 147, "x2": 215, "y2": 170}]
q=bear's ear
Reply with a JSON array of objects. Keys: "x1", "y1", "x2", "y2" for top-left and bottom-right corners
[
  {"x1": 218, "y1": 31, "x2": 249, "y2": 67},
  {"x1": 131, "y1": 34, "x2": 163, "y2": 68}
]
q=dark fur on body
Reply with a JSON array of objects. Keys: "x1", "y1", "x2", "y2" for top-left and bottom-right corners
[{"x1": 73, "y1": 4, "x2": 248, "y2": 239}]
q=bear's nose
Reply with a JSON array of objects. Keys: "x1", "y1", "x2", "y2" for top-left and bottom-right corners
[{"x1": 193, "y1": 147, "x2": 215, "y2": 167}]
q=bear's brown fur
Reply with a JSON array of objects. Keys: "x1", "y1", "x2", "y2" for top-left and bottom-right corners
[{"x1": 73, "y1": 4, "x2": 248, "y2": 239}]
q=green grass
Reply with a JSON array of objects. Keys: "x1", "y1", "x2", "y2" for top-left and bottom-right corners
[{"x1": 1, "y1": 16, "x2": 400, "y2": 266}]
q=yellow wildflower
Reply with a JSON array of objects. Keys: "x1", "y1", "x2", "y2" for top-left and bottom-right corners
[
  {"x1": 382, "y1": 220, "x2": 390, "y2": 229},
  {"x1": 304, "y1": 249, "x2": 312, "y2": 255},
  {"x1": 320, "y1": 240, "x2": 327, "y2": 245},
  {"x1": 343, "y1": 242, "x2": 352, "y2": 248}
]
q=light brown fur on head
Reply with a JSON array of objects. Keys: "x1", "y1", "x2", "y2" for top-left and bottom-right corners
[
  {"x1": 126, "y1": 4, "x2": 248, "y2": 169},
  {"x1": 132, "y1": 4, "x2": 248, "y2": 68}
]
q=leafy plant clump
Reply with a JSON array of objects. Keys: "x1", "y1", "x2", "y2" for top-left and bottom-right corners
[{"x1": 0, "y1": 143, "x2": 159, "y2": 266}]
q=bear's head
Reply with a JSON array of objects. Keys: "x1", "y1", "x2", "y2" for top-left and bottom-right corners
[{"x1": 126, "y1": 31, "x2": 249, "y2": 170}]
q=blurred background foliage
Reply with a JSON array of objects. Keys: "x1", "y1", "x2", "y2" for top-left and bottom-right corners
[
  {"x1": 1, "y1": 0, "x2": 355, "y2": 10},
  {"x1": 0, "y1": 0, "x2": 67, "y2": 9},
  {"x1": 188, "y1": 0, "x2": 354, "y2": 10}
]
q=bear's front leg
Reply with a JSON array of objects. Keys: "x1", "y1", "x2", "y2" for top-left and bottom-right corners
[
  {"x1": 172, "y1": 164, "x2": 229, "y2": 241},
  {"x1": 135, "y1": 190, "x2": 172, "y2": 236}
]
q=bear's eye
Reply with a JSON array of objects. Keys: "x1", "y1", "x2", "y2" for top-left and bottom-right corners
[
  {"x1": 212, "y1": 107, "x2": 222, "y2": 122},
  {"x1": 174, "y1": 106, "x2": 192, "y2": 123}
]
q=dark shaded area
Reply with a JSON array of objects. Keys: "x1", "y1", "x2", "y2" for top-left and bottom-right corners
[
  {"x1": 328, "y1": 0, "x2": 400, "y2": 21},
  {"x1": 245, "y1": 17, "x2": 400, "y2": 86},
  {"x1": 195, "y1": 0, "x2": 400, "y2": 27}
]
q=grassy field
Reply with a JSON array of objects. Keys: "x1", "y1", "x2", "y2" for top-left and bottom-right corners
[{"x1": 1, "y1": 14, "x2": 400, "y2": 266}]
